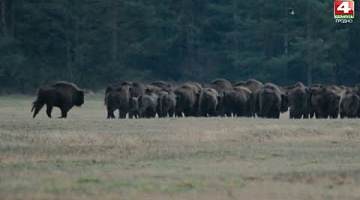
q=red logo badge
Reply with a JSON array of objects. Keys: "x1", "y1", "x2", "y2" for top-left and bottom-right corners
[{"x1": 334, "y1": 0, "x2": 354, "y2": 18}]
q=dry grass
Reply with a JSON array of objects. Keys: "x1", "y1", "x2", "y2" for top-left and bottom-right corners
[{"x1": 0, "y1": 95, "x2": 360, "y2": 200}]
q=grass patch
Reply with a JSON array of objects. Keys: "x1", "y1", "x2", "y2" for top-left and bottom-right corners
[
  {"x1": 1, "y1": 96, "x2": 360, "y2": 199},
  {"x1": 272, "y1": 169, "x2": 360, "y2": 186}
]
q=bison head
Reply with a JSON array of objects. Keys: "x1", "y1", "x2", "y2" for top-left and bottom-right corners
[{"x1": 75, "y1": 90, "x2": 85, "y2": 107}]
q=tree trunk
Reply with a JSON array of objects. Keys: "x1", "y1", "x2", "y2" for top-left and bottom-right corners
[
  {"x1": 180, "y1": 0, "x2": 194, "y2": 79},
  {"x1": 233, "y1": 0, "x2": 238, "y2": 57},
  {"x1": 65, "y1": 7, "x2": 73, "y2": 80},
  {"x1": 1, "y1": 0, "x2": 7, "y2": 36},
  {"x1": 112, "y1": 0, "x2": 117, "y2": 69},
  {"x1": 283, "y1": 7, "x2": 289, "y2": 84},
  {"x1": 306, "y1": 3, "x2": 312, "y2": 87}
]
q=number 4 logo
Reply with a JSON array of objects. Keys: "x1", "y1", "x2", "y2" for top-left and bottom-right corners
[
  {"x1": 338, "y1": 2, "x2": 352, "y2": 13},
  {"x1": 334, "y1": 1, "x2": 355, "y2": 15}
]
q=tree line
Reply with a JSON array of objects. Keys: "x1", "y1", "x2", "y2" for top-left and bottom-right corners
[{"x1": 0, "y1": 0, "x2": 359, "y2": 94}]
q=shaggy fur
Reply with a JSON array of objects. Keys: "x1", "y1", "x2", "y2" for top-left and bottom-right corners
[{"x1": 31, "y1": 81, "x2": 84, "y2": 118}]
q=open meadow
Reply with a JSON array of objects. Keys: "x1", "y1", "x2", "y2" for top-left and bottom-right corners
[{"x1": 0, "y1": 95, "x2": 360, "y2": 200}]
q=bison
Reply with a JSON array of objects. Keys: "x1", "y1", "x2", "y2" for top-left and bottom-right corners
[
  {"x1": 31, "y1": 81, "x2": 84, "y2": 118},
  {"x1": 105, "y1": 85, "x2": 131, "y2": 119}
]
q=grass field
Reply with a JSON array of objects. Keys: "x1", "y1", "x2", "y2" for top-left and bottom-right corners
[{"x1": 0, "y1": 95, "x2": 360, "y2": 200}]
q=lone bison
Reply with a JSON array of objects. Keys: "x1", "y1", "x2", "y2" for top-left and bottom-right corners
[{"x1": 31, "y1": 81, "x2": 85, "y2": 118}]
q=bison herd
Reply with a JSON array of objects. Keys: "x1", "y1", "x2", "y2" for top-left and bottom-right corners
[{"x1": 31, "y1": 79, "x2": 360, "y2": 119}]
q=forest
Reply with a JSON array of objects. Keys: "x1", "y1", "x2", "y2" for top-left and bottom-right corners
[{"x1": 0, "y1": 0, "x2": 359, "y2": 94}]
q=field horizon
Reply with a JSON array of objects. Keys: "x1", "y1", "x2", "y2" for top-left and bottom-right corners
[{"x1": 0, "y1": 95, "x2": 359, "y2": 200}]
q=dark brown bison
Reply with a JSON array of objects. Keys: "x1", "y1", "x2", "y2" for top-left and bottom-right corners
[
  {"x1": 264, "y1": 83, "x2": 288, "y2": 113},
  {"x1": 284, "y1": 82, "x2": 309, "y2": 119},
  {"x1": 310, "y1": 86, "x2": 340, "y2": 119},
  {"x1": 150, "y1": 81, "x2": 173, "y2": 93},
  {"x1": 129, "y1": 82, "x2": 147, "y2": 98},
  {"x1": 197, "y1": 88, "x2": 219, "y2": 117},
  {"x1": 145, "y1": 85, "x2": 167, "y2": 97},
  {"x1": 157, "y1": 92, "x2": 176, "y2": 118},
  {"x1": 128, "y1": 97, "x2": 139, "y2": 118},
  {"x1": 264, "y1": 83, "x2": 283, "y2": 95},
  {"x1": 174, "y1": 85, "x2": 199, "y2": 117},
  {"x1": 232, "y1": 86, "x2": 252, "y2": 117},
  {"x1": 180, "y1": 82, "x2": 203, "y2": 94},
  {"x1": 353, "y1": 83, "x2": 360, "y2": 117},
  {"x1": 339, "y1": 91, "x2": 360, "y2": 118},
  {"x1": 307, "y1": 84, "x2": 324, "y2": 118},
  {"x1": 234, "y1": 79, "x2": 264, "y2": 117},
  {"x1": 138, "y1": 92, "x2": 159, "y2": 118},
  {"x1": 186, "y1": 81, "x2": 203, "y2": 90},
  {"x1": 210, "y1": 78, "x2": 232, "y2": 94},
  {"x1": 105, "y1": 85, "x2": 131, "y2": 119},
  {"x1": 217, "y1": 89, "x2": 248, "y2": 117},
  {"x1": 255, "y1": 83, "x2": 288, "y2": 118},
  {"x1": 233, "y1": 79, "x2": 264, "y2": 93},
  {"x1": 137, "y1": 88, "x2": 170, "y2": 118},
  {"x1": 353, "y1": 83, "x2": 360, "y2": 96},
  {"x1": 257, "y1": 88, "x2": 283, "y2": 118},
  {"x1": 31, "y1": 81, "x2": 84, "y2": 118},
  {"x1": 105, "y1": 81, "x2": 132, "y2": 95},
  {"x1": 328, "y1": 85, "x2": 346, "y2": 96}
]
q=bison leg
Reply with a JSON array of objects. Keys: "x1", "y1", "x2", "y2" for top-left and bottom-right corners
[
  {"x1": 309, "y1": 111, "x2": 315, "y2": 119},
  {"x1": 208, "y1": 110, "x2": 216, "y2": 117},
  {"x1": 59, "y1": 104, "x2": 74, "y2": 118},
  {"x1": 314, "y1": 111, "x2": 320, "y2": 118},
  {"x1": 45, "y1": 104, "x2": 54, "y2": 118},
  {"x1": 273, "y1": 111, "x2": 280, "y2": 119},
  {"x1": 134, "y1": 111, "x2": 139, "y2": 118},
  {"x1": 106, "y1": 105, "x2": 116, "y2": 119},
  {"x1": 183, "y1": 109, "x2": 192, "y2": 117},
  {"x1": 59, "y1": 107, "x2": 69, "y2": 118},
  {"x1": 331, "y1": 113, "x2": 338, "y2": 119},
  {"x1": 168, "y1": 107, "x2": 175, "y2": 117},
  {"x1": 175, "y1": 111, "x2": 183, "y2": 117},
  {"x1": 289, "y1": 110, "x2": 294, "y2": 119},
  {"x1": 302, "y1": 111, "x2": 309, "y2": 119},
  {"x1": 110, "y1": 110, "x2": 116, "y2": 118},
  {"x1": 294, "y1": 112, "x2": 302, "y2": 119},
  {"x1": 107, "y1": 110, "x2": 116, "y2": 119},
  {"x1": 32, "y1": 102, "x2": 45, "y2": 118},
  {"x1": 119, "y1": 111, "x2": 127, "y2": 119},
  {"x1": 150, "y1": 109, "x2": 157, "y2": 118},
  {"x1": 224, "y1": 110, "x2": 232, "y2": 117},
  {"x1": 128, "y1": 111, "x2": 136, "y2": 119}
]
